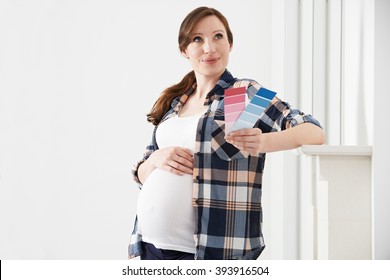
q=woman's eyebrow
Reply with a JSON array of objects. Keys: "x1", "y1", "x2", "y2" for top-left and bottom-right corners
[{"x1": 192, "y1": 30, "x2": 225, "y2": 36}]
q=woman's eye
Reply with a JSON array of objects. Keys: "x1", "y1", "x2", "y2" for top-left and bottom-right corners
[
  {"x1": 215, "y1": 33, "x2": 223, "y2": 40},
  {"x1": 193, "y1": 36, "x2": 202, "y2": 42}
]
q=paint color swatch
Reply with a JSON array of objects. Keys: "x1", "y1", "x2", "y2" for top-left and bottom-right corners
[
  {"x1": 230, "y1": 87, "x2": 276, "y2": 132},
  {"x1": 224, "y1": 87, "x2": 246, "y2": 133}
]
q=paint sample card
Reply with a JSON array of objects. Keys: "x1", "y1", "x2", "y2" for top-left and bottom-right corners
[
  {"x1": 224, "y1": 87, "x2": 246, "y2": 133},
  {"x1": 230, "y1": 87, "x2": 276, "y2": 132}
]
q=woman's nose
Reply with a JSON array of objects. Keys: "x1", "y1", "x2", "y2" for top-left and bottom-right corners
[{"x1": 203, "y1": 39, "x2": 216, "y2": 54}]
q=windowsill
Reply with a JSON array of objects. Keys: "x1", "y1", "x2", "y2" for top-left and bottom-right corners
[{"x1": 298, "y1": 145, "x2": 372, "y2": 156}]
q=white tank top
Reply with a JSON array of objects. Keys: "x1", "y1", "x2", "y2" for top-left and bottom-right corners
[{"x1": 136, "y1": 112, "x2": 203, "y2": 254}]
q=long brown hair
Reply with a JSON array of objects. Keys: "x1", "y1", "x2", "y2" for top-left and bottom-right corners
[{"x1": 146, "y1": 7, "x2": 234, "y2": 125}]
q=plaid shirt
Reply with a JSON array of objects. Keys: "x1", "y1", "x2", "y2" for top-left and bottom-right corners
[{"x1": 128, "y1": 69, "x2": 321, "y2": 260}]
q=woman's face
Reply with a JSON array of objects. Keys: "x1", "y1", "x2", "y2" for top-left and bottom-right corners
[{"x1": 182, "y1": 15, "x2": 232, "y2": 80}]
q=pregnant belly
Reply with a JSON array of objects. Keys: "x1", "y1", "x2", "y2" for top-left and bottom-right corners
[{"x1": 136, "y1": 169, "x2": 195, "y2": 239}]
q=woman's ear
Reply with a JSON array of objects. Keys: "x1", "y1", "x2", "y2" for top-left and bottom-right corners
[
  {"x1": 229, "y1": 44, "x2": 233, "y2": 52},
  {"x1": 181, "y1": 50, "x2": 189, "y2": 59}
]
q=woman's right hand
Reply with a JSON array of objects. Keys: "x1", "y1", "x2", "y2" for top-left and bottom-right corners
[{"x1": 148, "y1": 147, "x2": 194, "y2": 176}]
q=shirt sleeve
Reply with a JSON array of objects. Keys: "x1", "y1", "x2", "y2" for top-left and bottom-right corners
[
  {"x1": 258, "y1": 97, "x2": 322, "y2": 132},
  {"x1": 131, "y1": 127, "x2": 158, "y2": 188},
  {"x1": 241, "y1": 79, "x2": 322, "y2": 132},
  {"x1": 281, "y1": 101, "x2": 322, "y2": 129}
]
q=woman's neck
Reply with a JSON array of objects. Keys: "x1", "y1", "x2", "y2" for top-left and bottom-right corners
[{"x1": 193, "y1": 73, "x2": 221, "y2": 100}]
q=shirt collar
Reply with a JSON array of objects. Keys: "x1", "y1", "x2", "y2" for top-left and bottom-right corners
[
  {"x1": 171, "y1": 84, "x2": 196, "y2": 113},
  {"x1": 171, "y1": 69, "x2": 236, "y2": 112},
  {"x1": 206, "y1": 69, "x2": 236, "y2": 102}
]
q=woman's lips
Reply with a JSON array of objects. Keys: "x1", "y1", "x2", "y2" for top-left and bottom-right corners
[{"x1": 202, "y1": 57, "x2": 220, "y2": 64}]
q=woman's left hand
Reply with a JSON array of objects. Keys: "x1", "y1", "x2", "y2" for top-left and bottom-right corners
[{"x1": 225, "y1": 128, "x2": 266, "y2": 155}]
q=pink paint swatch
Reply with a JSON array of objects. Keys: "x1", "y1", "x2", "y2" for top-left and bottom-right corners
[{"x1": 224, "y1": 87, "x2": 246, "y2": 133}]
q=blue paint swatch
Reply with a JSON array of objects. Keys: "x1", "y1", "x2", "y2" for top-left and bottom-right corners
[{"x1": 231, "y1": 87, "x2": 276, "y2": 131}]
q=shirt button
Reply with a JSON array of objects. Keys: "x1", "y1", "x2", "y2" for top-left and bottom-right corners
[{"x1": 196, "y1": 176, "x2": 200, "y2": 181}]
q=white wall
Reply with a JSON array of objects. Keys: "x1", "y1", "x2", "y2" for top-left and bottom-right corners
[
  {"x1": 0, "y1": 0, "x2": 274, "y2": 259},
  {"x1": 1, "y1": 0, "x2": 383, "y2": 261},
  {"x1": 373, "y1": 0, "x2": 390, "y2": 260},
  {"x1": 342, "y1": 0, "x2": 374, "y2": 145}
]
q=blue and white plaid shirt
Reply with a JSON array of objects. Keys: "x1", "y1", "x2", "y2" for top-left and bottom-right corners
[{"x1": 129, "y1": 69, "x2": 322, "y2": 260}]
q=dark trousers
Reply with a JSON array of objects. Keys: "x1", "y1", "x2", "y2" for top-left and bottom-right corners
[{"x1": 140, "y1": 241, "x2": 195, "y2": 260}]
